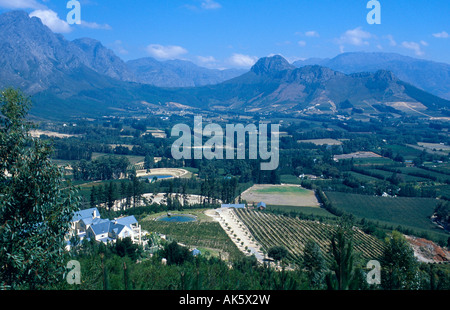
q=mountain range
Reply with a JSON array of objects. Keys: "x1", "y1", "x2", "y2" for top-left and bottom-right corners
[
  {"x1": 294, "y1": 53, "x2": 450, "y2": 100},
  {"x1": 0, "y1": 10, "x2": 449, "y2": 120},
  {"x1": 126, "y1": 57, "x2": 246, "y2": 88},
  {"x1": 171, "y1": 55, "x2": 450, "y2": 115},
  {"x1": 0, "y1": 11, "x2": 245, "y2": 95}
]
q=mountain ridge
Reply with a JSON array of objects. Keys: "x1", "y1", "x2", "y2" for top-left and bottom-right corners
[
  {"x1": 0, "y1": 10, "x2": 449, "y2": 120},
  {"x1": 293, "y1": 52, "x2": 450, "y2": 100},
  {"x1": 126, "y1": 57, "x2": 246, "y2": 87}
]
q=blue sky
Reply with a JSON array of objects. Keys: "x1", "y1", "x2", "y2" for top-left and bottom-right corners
[{"x1": 0, "y1": 0, "x2": 449, "y2": 68}]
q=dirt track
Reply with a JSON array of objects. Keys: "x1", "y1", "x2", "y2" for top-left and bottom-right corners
[
  {"x1": 205, "y1": 208, "x2": 265, "y2": 263},
  {"x1": 136, "y1": 168, "x2": 189, "y2": 178}
]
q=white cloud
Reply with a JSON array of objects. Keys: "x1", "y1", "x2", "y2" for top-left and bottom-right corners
[
  {"x1": 111, "y1": 40, "x2": 128, "y2": 55},
  {"x1": 1, "y1": 1, "x2": 109, "y2": 33},
  {"x1": 336, "y1": 27, "x2": 372, "y2": 46},
  {"x1": 80, "y1": 20, "x2": 112, "y2": 30},
  {"x1": 29, "y1": 9, "x2": 72, "y2": 33},
  {"x1": 146, "y1": 44, "x2": 188, "y2": 60},
  {"x1": 402, "y1": 41, "x2": 425, "y2": 56},
  {"x1": 228, "y1": 53, "x2": 258, "y2": 67},
  {"x1": 385, "y1": 34, "x2": 397, "y2": 46},
  {"x1": 0, "y1": 0, "x2": 45, "y2": 9},
  {"x1": 304, "y1": 30, "x2": 319, "y2": 37},
  {"x1": 297, "y1": 40, "x2": 306, "y2": 47},
  {"x1": 267, "y1": 53, "x2": 303, "y2": 64},
  {"x1": 197, "y1": 55, "x2": 216, "y2": 64},
  {"x1": 433, "y1": 31, "x2": 449, "y2": 39},
  {"x1": 420, "y1": 40, "x2": 428, "y2": 46},
  {"x1": 201, "y1": 0, "x2": 221, "y2": 10},
  {"x1": 195, "y1": 56, "x2": 222, "y2": 69}
]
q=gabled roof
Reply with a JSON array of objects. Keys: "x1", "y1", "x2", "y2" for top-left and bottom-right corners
[
  {"x1": 257, "y1": 202, "x2": 266, "y2": 208},
  {"x1": 113, "y1": 216, "x2": 138, "y2": 227},
  {"x1": 110, "y1": 223, "x2": 127, "y2": 236},
  {"x1": 71, "y1": 208, "x2": 100, "y2": 222},
  {"x1": 89, "y1": 220, "x2": 111, "y2": 236}
]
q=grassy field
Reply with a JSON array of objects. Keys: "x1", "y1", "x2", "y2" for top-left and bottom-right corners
[
  {"x1": 280, "y1": 174, "x2": 302, "y2": 184},
  {"x1": 384, "y1": 144, "x2": 423, "y2": 159},
  {"x1": 367, "y1": 168, "x2": 430, "y2": 182},
  {"x1": 347, "y1": 171, "x2": 381, "y2": 183},
  {"x1": 324, "y1": 191, "x2": 448, "y2": 242},
  {"x1": 254, "y1": 186, "x2": 311, "y2": 195},
  {"x1": 352, "y1": 157, "x2": 396, "y2": 166},
  {"x1": 241, "y1": 184, "x2": 320, "y2": 207},
  {"x1": 91, "y1": 152, "x2": 145, "y2": 165}
]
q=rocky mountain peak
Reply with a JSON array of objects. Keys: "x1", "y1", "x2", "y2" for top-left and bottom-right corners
[{"x1": 251, "y1": 55, "x2": 295, "y2": 75}]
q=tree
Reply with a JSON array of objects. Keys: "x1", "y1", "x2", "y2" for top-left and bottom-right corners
[
  {"x1": 267, "y1": 246, "x2": 288, "y2": 263},
  {"x1": 144, "y1": 154, "x2": 154, "y2": 171},
  {"x1": 325, "y1": 221, "x2": 359, "y2": 290},
  {"x1": 380, "y1": 231, "x2": 419, "y2": 290},
  {"x1": 106, "y1": 182, "x2": 118, "y2": 211},
  {"x1": 90, "y1": 185, "x2": 98, "y2": 207},
  {"x1": 302, "y1": 240, "x2": 326, "y2": 289},
  {"x1": 434, "y1": 201, "x2": 450, "y2": 226},
  {"x1": 162, "y1": 241, "x2": 192, "y2": 265},
  {"x1": 113, "y1": 237, "x2": 141, "y2": 261},
  {"x1": 0, "y1": 88, "x2": 80, "y2": 289}
]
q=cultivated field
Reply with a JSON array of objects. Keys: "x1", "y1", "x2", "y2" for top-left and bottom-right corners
[
  {"x1": 297, "y1": 138, "x2": 343, "y2": 145},
  {"x1": 30, "y1": 130, "x2": 80, "y2": 138},
  {"x1": 234, "y1": 208, "x2": 385, "y2": 264},
  {"x1": 324, "y1": 191, "x2": 448, "y2": 241},
  {"x1": 141, "y1": 209, "x2": 244, "y2": 261},
  {"x1": 333, "y1": 151, "x2": 382, "y2": 161},
  {"x1": 241, "y1": 184, "x2": 320, "y2": 207}
]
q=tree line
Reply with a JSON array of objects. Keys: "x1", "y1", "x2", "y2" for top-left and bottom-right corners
[{"x1": 72, "y1": 156, "x2": 130, "y2": 181}]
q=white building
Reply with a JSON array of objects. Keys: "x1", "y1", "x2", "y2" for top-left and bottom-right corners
[{"x1": 68, "y1": 207, "x2": 142, "y2": 248}]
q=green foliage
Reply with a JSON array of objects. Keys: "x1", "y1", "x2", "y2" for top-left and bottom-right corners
[
  {"x1": 112, "y1": 237, "x2": 142, "y2": 261},
  {"x1": 380, "y1": 231, "x2": 420, "y2": 290},
  {"x1": 72, "y1": 156, "x2": 130, "y2": 181},
  {"x1": 325, "y1": 223, "x2": 359, "y2": 290},
  {"x1": 160, "y1": 241, "x2": 193, "y2": 266},
  {"x1": 302, "y1": 240, "x2": 326, "y2": 289},
  {"x1": 434, "y1": 201, "x2": 450, "y2": 226},
  {"x1": 0, "y1": 88, "x2": 80, "y2": 289},
  {"x1": 267, "y1": 246, "x2": 288, "y2": 262}
]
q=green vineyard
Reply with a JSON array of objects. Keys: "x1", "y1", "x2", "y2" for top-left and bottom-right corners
[{"x1": 234, "y1": 209, "x2": 385, "y2": 265}]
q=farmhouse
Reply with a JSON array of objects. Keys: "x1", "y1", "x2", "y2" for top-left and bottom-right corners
[{"x1": 68, "y1": 207, "x2": 142, "y2": 248}]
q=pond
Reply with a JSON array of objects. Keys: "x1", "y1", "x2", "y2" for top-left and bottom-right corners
[
  {"x1": 156, "y1": 214, "x2": 197, "y2": 223},
  {"x1": 142, "y1": 175, "x2": 174, "y2": 182}
]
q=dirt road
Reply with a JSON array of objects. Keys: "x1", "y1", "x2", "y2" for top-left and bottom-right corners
[{"x1": 205, "y1": 207, "x2": 265, "y2": 263}]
